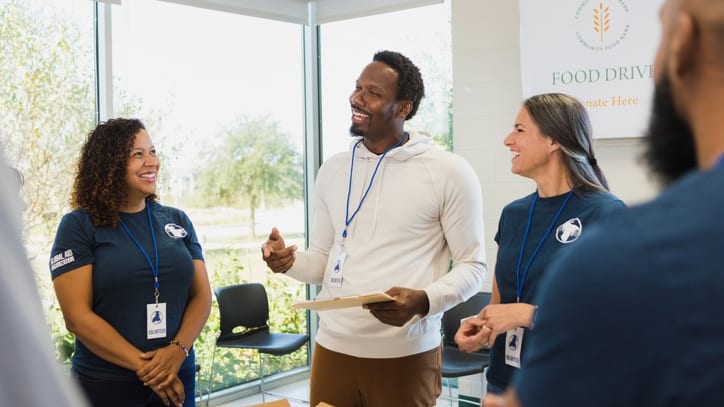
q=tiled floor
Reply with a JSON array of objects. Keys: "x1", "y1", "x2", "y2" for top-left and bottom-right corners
[{"x1": 215, "y1": 378, "x2": 480, "y2": 407}]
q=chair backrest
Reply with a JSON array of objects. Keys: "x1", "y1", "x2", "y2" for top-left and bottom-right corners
[
  {"x1": 215, "y1": 283, "x2": 270, "y2": 339},
  {"x1": 442, "y1": 292, "x2": 492, "y2": 346}
]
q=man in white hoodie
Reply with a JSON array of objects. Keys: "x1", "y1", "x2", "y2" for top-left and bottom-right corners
[{"x1": 262, "y1": 50, "x2": 486, "y2": 406}]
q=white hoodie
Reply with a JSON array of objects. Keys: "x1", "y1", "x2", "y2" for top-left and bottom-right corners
[{"x1": 287, "y1": 131, "x2": 487, "y2": 358}]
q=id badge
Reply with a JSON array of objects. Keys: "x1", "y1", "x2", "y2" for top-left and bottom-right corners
[
  {"x1": 329, "y1": 245, "x2": 346, "y2": 287},
  {"x1": 147, "y1": 303, "x2": 167, "y2": 339},
  {"x1": 504, "y1": 327, "x2": 524, "y2": 368}
]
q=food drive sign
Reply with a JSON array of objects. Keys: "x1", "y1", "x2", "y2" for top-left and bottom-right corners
[{"x1": 519, "y1": 0, "x2": 665, "y2": 138}]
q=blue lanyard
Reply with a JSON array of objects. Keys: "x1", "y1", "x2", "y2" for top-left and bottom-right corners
[
  {"x1": 515, "y1": 190, "x2": 574, "y2": 302},
  {"x1": 119, "y1": 203, "x2": 160, "y2": 304},
  {"x1": 716, "y1": 154, "x2": 724, "y2": 169},
  {"x1": 343, "y1": 134, "x2": 407, "y2": 239}
]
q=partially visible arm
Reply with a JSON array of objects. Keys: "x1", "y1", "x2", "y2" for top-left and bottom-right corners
[
  {"x1": 483, "y1": 388, "x2": 523, "y2": 407},
  {"x1": 53, "y1": 265, "x2": 145, "y2": 371},
  {"x1": 285, "y1": 179, "x2": 334, "y2": 284},
  {"x1": 368, "y1": 157, "x2": 486, "y2": 325},
  {"x1": 177, "y1": 259, "x2": 212, "y2": 349},
  {"x1": 138, "y1": 259, "x2": 212, "y2": 388},
  {"x1": 479, "y1": 277, "x2": 536, "y2": 347},
  {"x1": 491, "y1": 274, "x2": 501, "y2": 305},
  {"x1": 423, "y1": 157, "x2": 487, "y2": 316},
  {"x1": 453, "y1": 276, "x2": 499, "y2": 352}
]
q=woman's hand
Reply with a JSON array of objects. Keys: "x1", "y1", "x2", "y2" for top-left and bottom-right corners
[
  {"x1": 152, "y1": 376, "x2": 186, "y2": 407},
  {"x1": 454, "y1": 316, "x2": 493, "y2": 352},
  {"x1": 137, "y1": 344, "x2": 185, "y2": 388},
  {"x1": 476, "y1": 303, "x2": 536, "y2": 348}
]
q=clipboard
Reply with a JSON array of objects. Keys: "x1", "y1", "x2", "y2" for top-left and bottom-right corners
[{"x1": 292, "y1": 293, "x2": 395, "y2": 311}]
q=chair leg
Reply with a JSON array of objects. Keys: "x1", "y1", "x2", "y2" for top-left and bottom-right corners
[
  {"x1": 446, "y1": 377, "x2": 454, "y2": 406},
  {"x1": 447, "y1": 377, "x2": 460, "y2": 407},
  {"x1": 480, "y1": 372, "x2": 485, "y2": 407},
  {"x1": 195, "y1": 364, "x2": 202, "y2": 402},
  {"x1": 255, "y1": 352, "x2": 310, "y2": 405},
  {"x1": 259, "y1": 352, "x2": 266, "y2": 402}
]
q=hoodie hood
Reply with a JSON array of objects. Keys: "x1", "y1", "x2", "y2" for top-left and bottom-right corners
[
  {"x1": 348, "y1": 131, "x2": 435, "y2": 161},
  {"x1": 344, "y1": 131, "x2": 438, "y2": 239}
]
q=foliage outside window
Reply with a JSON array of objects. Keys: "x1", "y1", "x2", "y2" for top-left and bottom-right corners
[
  {"x1": 0, "y1": 0, "x2": 95, "y2": 367},
  {"x1": 1, "y1": 0, "x2": 308, "y2": 396},
  {"x1": 320, "y1": 2, "x2": 453, "y2": 158},
  {"x1": 110, "y1": 0, "x2": 309, "y2": 393},
  {"x1": 2, "y1": 0, "x2": 453, "y2": 399}
]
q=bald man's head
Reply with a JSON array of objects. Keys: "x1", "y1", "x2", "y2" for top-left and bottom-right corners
[
  {"x1": 686, "y1": 0, "x2": 724, "y2": 66},
  {"x1": 658, "y1": 0, "x2": 724, "y2": 79},
  {"x1": 643, "y1": 0, "x2": 724, "y2": 185}
]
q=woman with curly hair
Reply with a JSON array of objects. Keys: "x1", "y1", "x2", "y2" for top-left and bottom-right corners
[{"x1": 49, "y1": 118, "x2": 211, "y2": 407}]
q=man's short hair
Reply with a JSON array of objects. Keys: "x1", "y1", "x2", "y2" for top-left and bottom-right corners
[{"x1": 373, "y1": 50, "x2": 425, "y2": 120}]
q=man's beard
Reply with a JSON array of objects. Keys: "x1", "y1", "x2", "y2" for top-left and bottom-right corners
[
  {"x1": 350, "y1": 124, "x2": 364, "y2": 137},
  {"x1": 641, "y1": 74, "x2": 697, "y2": 186}
]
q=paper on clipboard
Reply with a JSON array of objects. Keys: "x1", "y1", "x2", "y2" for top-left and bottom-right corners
[{"x1": 292, "y1": 293, "x2": 395, "y2": 311}]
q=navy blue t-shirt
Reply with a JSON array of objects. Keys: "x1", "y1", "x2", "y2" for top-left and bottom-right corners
[
  {"x1": 49, "y1": 201, "x2": 203, "y2": 380},
  {"x1": 488, "y1": 189, "x2": 624, "y2": 389},
  {"x1": 515, "y1": 166, "x2": 724, "y2": 406}
]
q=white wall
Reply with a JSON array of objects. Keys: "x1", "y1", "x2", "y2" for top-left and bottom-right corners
[{"x1": 450, "y1": 0, "x2": 659, "y2": 291}]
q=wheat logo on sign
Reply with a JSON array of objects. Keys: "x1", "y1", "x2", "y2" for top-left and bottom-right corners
[
  {"x1": 593, "y1": 2, "x2": 610, "y2": 42},
  {"x1": 574, "y1": 0, "x2": 630, "y2": 52}
]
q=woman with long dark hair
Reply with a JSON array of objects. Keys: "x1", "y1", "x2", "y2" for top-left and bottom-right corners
[{"x1": 455, "y1": 93, "x2": 624, "y2": 401}]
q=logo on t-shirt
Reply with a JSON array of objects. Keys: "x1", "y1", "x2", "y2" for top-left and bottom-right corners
[
  {"x1": 556, "y1": 217, "x2": 582, "y2": 244},
  {"x1": 50, "y1": 249, "x2": 75, "y2": 271},
  {"x1": 164, "y1": 223, "x2": 188, "y2": 239}
]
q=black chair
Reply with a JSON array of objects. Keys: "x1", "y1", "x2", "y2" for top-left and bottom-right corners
[
  {"x1": 441, "y1": 291, "x2": 492, "y2": 406},
  {"x1": 207, "y1": 283, "x2": 309, "y2": 404}
]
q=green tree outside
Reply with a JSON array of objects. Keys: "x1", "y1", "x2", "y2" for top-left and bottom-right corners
[
  {"x1": 0, "y1": 0, "x2": 95, "y2": 367},
  {"x1": 0, "y1": 0, "x2": 95, "y2": 247},
  {"x1": 195, "y1": 116, "x2": 303, "y2": 239},
  {"x1": 1, "y1": 0, "x2": 309, "y2": 396}
]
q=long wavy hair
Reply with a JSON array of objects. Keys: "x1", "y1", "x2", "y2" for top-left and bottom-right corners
[
  {"x1": 71, "y1": 118, "x2": 156, "y2": 227},
  {"x1": 524, "y1": 93, "x2": 609, "y2": 193}
]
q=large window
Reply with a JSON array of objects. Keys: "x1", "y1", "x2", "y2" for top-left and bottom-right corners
[
  {"x1": 320, "y1": 2, "x2": 453, "y2": 159},
  {"x1": 1, "y1": 0, "x2": 452, "y2": 402},
  {"x1": 0, "y1": 0, "x2": 95, "y2": 366},
  {"x1": 108, "y1": 1, "x2": 308, "y2": 393}
]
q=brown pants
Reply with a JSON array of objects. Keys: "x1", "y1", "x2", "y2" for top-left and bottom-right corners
[{"x1": 309, "y1": 343, "x2": 442, "y2": 407}]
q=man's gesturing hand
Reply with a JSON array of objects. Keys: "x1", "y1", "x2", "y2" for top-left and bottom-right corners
[{"x1": 261, "y1": 227, "x2": 298, "y2": 274}]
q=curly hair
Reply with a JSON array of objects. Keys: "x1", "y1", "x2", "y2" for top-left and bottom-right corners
[
  {"x1": 373, "y1": 50, "x2": 425, "y2": 120},
  {"x1": 71, "y1": 118, "x2": 155, "y2": 227}
]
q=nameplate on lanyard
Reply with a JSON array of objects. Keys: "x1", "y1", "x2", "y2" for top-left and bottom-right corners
[
  {"x1": 329, "y1": 245, "x2": 346, "y2": 287},
  {"x1": 504, "y1": 327, "x2": 524, "y2": 368},
  {"x1": 147, "y1": 303, "x2": 167, "y2": 339}
]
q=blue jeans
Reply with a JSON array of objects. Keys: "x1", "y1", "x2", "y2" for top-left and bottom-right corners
[{"x1": 72, "y1": 357, "x2": 196, "y2": 407}]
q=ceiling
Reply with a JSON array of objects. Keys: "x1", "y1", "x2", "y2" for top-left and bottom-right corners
[{"x1": 154, "y1": 0, "x2": 442, "y2": 24}]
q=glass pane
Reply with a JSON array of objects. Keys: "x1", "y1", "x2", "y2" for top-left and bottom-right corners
[
  {"x1": 109, "y1": 1, "x2": 308, "y2": 393},
  {"x1": 0, "y1": 0, "x2": 95, "y2": 366},
  {"x1": 320, "y1": 2, "x2": 453, "y2": 159}
]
